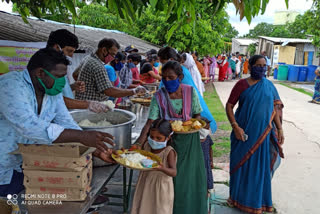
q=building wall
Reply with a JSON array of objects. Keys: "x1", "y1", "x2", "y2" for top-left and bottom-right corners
[
  {"x1": 239, "y1": 45, "x2": 248, "y2": 55},
  {"x1": 231, "y1": 40, "x2": 240, "y2": 54},
  {"x1": 295, "y1": 44, "x2": 304, "y2": 65},
  {"x1": 257, "y1": 38, "x2": 273, "y2": 58},
  {"x1": 313, "y1": 47, "x2": 320, "y2": 66}
]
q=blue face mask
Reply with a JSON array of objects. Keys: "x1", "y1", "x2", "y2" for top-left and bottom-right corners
[
  {"x1": 154, "y1": 62, "x2": 160, "y2": 67},
  {"x1": 148, "y1": 136, "x2": 167, "y2": 150},
  {"x1": 251, "y1": 66, "x2": 266, "y2": 80},
  {"x1": 115, "y1": 62, "x2": 124, "y2": 71},
  {"x1": 162, "y1": 78, "x2": 180, "y2": 93},
  {"x1": 128, "y1": 62, "x2": 136, "y2": 69}
]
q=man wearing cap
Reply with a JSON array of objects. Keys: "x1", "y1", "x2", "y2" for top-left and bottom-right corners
[{"x1": 125, "y1": 45, "x2": 139, "y2": 54}]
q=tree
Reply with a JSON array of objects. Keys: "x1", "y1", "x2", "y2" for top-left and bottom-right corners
[
  {"x1": 4, "y1": 0, "x2": 289, "y2": 40},
  {"x1": 270, "y1": 25, "x2": 291, "y2": 38},
  {"x1": 223, "y1": 26, "x2": 239, "y2": 42},
  {"x1": 244, "y1": 23, "x2": 274, "y2": 38},
  {"x1": 248, "y1": 44, "x2": 256, "y2": 56},
  {"x1": 287, "y1": 11, "x2": 315, "y2": 39},
  {"x1": 73, "y1": 4, "x2": 228, "y2": 55}
]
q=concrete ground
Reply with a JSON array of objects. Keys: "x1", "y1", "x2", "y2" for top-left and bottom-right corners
[{"x1": 214, "y1": 79, "x2": 320, "y2": 214}]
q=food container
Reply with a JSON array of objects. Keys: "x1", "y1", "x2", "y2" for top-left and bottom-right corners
[{"x1": 70, "y1": 109, "x2": 136, "y2": 150}]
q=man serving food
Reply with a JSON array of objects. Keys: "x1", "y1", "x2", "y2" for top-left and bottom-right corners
[{"x1": 0, "y1": 48, "x2": 115, "y2": 197}]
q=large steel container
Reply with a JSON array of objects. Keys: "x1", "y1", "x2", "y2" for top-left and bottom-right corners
[{"x1": 70, "y1": 109, "x2": 136, "y2": 150}]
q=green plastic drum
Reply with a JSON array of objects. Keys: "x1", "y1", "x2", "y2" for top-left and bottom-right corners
[{"x1": 277, "y1": 65, "x2": 289, "y2": 81}]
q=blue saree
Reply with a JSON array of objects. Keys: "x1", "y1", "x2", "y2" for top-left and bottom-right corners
[
  {"x1": 228, "y1": 78, "x2": 284, "y2": 214},
  {"x1": 312, "y1": 76, "x2": 320, "y2": 103},
  {"x1": 160, "y1": 65, "x2": 217, "y2": 133}
]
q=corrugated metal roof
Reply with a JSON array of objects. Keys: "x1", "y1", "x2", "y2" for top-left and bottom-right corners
[
  {"x1": 232, "y1": 38, "x2": 258, "y2": 46},
  {"x1": 258, "y1": 36, "x2": 312, "y2": 44},
  {"x1": 0, "y1": 11, "x2": 160, "y2": 53}
]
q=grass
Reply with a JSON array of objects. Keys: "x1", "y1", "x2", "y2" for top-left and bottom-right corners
[
  {"x1": 219, "y1": 122, "x2": 232, "y2": 131},
  {"x1": 203, "y1": 85, "x2": 231, "y2": 158},
  {"x1": 279, "y1": 82, "x2": 313, "y2": 97},
  {"x1": 203, "y1": 86, "x2": 229, "y2": 123}
]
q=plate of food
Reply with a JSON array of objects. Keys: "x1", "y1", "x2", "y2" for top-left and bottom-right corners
[
  {"x1": 130, "y1": 97, "x2": 152, "y2": 105},
  {"x1": 171, "y1": 118, "x2": 206, "y2": 134},
  {"x1": 112, "y1": 149, "x2": 162, "y2": 171}
]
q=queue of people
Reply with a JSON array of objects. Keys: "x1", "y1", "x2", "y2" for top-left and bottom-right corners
[{"x1": 0, "y1": 27, "x2": 287, "y2": 214}]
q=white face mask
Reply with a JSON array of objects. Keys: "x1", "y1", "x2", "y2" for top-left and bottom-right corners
[
  {"x1": 66, "y1": 55, "x2": 73, "y2": 64},
  {"x1": 200, "y1": 128, "x2": 211, "y2": 140}
]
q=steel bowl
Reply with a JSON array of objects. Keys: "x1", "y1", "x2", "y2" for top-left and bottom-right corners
[{"x1": 70, "y1": 109, "x2": 136, "y2": 150}]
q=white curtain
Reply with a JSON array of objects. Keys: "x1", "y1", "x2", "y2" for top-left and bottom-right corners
[{"x1": 183, "y1": 53, "x2": 205, "y2": 96}]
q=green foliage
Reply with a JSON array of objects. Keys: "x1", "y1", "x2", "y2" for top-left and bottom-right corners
[
  {"x1": 245, "y1": 22, "x2": 274, "y2": 38},
  {"x1": 308, "y1": 1, "x2": 320, "y2": 48},
  {"x1": 248, "y1": 44, "x2": 256, "y2": 56},
  {"x1": 46, "y1": 3, "x2": 232, "y2": 55},
  {"x1": 75, "y1": 4, "x2": 137, "y2": 33},
  {"x1": 5, "y1": 0, "x2": 288, "y2": 41}
]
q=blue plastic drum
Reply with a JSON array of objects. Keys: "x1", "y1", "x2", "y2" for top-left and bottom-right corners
[
  {"x1": 287, "y1": 65, "x2": 299, "y2": 82},
  {"x1": 298, "y1": 66, "x2": 308, "y2": 82},
  {"x1": 273, "y1": 68, "x2": 278, "y2": 79}
]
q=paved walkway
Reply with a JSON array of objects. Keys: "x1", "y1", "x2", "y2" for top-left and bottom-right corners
[{"x1": 214, "y1": 79, "x2": 320, "y2": 214}]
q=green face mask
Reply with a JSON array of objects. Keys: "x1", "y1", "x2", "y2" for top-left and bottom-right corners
[{"x1": 37, "y1": 69, "x2": 66, "y2": 96}]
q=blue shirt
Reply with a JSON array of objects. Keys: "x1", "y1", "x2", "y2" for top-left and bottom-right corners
[
  {"x1": 0, "y1": 70, "x2": 81, "y2": 185},
  {"x1": 62, "y1": 76, "x2": 75, "y2": 99},
  {"x1": 104, "y1": 65, "x2": 117, "y2": 82}
]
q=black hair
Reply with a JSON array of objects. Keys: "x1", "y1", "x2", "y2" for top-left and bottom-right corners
[
  {"x1": 161, "y1": 61, "x2": 183, "y2": 76},
  {"x1": 127, "y1": 53, "x2": 142, "y2": 63},
  {"x1": 158, "y1": 47, "x2": 178, "y2": 61},
  {"x1": 151, "y1": 119, "x2": 172, "y2": 138},
  {"x1": 249, "y1": 55, "x2": 265, "y2": 67},
  {"x1": 98, "y1": 38, "x2": 120, "y2": 49},
  {"x1": 148, "y1": 54, "x2": 158, "y2": 62},
  {"x1": 27, "y1": 48, "x2": 69, "y2": 72},
  {"x1": 176, "y1": 54, "x2": 182, "y2": 63},
  {"x1": 192, "y1": 51, "x2": 198, "y2": 57},
  {"x1": 182, "y1": 53, "x2": 187, "y2": 61},
  {"x1": 115, "y1": 52, "x2": 126, "y2": 61},
  {"x1": 146, "y1": 49, "x2": 158, "y2": 57},
  {"x1": 236, "y1": 52, "x2": 240, "y2": 55},
  {"x1": 47, "y1": 29, "x2": 79, "y2": 49},
  {"x1": 140, "y1": 63, "x2": 153, "y2": 74}
]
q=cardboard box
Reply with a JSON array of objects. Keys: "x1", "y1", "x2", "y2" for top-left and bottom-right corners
[
  {"x1": 25, "y1": 185, "x2": 91, "y2": 201},
  {"x1": 22, "y1": 153, "x2": 92, "y2": 171},
  {"x1": 18, "y1": 143, "x2": 95, "y2": 158},
  {"x1": 24, "y1": 161, "x2": 92, "y2": 188}
]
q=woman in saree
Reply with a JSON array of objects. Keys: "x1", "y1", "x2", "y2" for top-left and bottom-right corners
[
  {"x1": 192, "y1": 51, "x2": 205, "y2": 77},
  {"x1": 209, "y1": 56, "x2": 217, "y2": 82},
  {"x1": 136, "y1": 61, "x2": 208, "y2": 214},
  {"x1": 243, "y1": 56, "x2": 249, "y2": 74},
  {"x1": 217, "y1": 56, "x2": 229, "y2": 81},
  {"x1": 156, "y1": 47, "x2": 217, "y2": 133},
  {"x1": 183, "y1": 53, "x2": 205, "y2": 96},
  {"x1": 203, "y1": 56, "x2": 210, "y2": 82},
  {"x1": 311, "y1": 67, "x2": 320, "y2": 104},
  {"x1": 226, "y1": 55, "x2": 285, "y2": 214}
]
